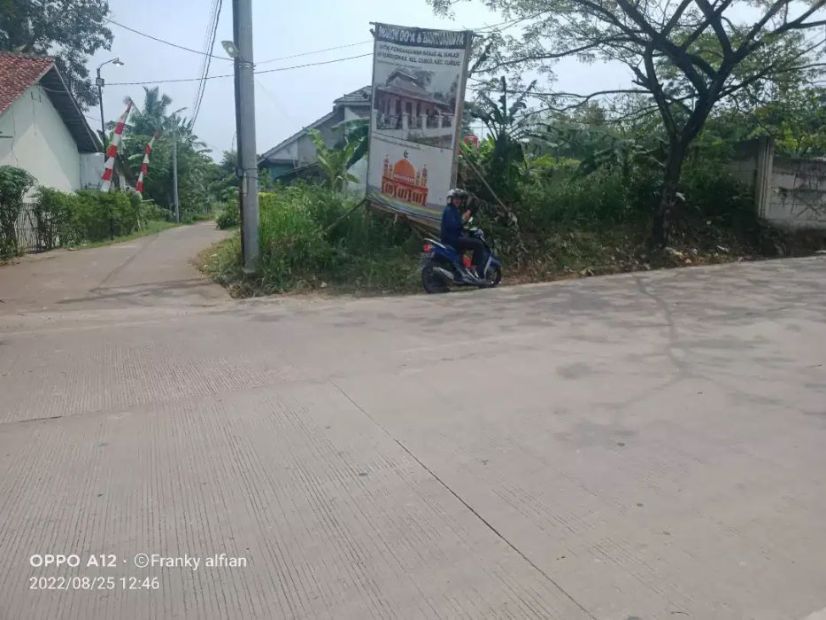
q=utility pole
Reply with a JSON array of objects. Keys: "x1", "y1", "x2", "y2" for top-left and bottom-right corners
[
  {"x1": 95, "y1": 58, "x2": 124, "y2": 141},
  {"x1": 228, "y1": 0, "x2": 259, "y2": 272},
  {"x1": 171, "y1": 133, "x2": 180, "y2": 223}
]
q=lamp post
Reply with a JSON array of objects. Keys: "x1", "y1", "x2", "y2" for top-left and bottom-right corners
[{"x1": 96, "y1": 57, "x2": 124, "y2": 139}]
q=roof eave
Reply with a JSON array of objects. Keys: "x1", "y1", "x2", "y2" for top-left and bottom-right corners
[{"x1": 39, "y1": 67, "x2": 102, "y2": 153}]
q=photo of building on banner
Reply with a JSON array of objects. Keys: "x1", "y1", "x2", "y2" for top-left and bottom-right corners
[{"x1": 367, "y1": 24, "x2": 473, "y2": 227}]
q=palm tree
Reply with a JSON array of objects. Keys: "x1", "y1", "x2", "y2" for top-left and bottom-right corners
[{"x1": 128, "y1": 87, "x2": 184, "y2": 135}]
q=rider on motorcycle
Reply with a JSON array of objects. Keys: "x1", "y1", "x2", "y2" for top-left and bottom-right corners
[{"x1": 441, "y1": 189, "x2": 486, "y2": 281}]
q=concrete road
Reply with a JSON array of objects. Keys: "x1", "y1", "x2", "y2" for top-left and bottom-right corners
[{"x1": 1, "y1": 223, "x2": 825, "y2": 619}]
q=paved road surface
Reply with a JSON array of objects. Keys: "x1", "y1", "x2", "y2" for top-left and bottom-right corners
[{"x1": 1, "y1": 223, "x2": 825, "y2": 619}]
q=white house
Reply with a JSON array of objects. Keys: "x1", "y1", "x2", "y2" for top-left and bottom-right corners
[
  {"x1": 0, "y1": 53, "x2": 103, "y2": 192},
  {"x1": 258, "y1": 86, "x2": 372, "y2": 191}
]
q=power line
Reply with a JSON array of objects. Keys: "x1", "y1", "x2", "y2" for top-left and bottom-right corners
[
  {"x1": 257, "y1": 40, "x2": 373, "y2": 64},
  {"x1": 190, "y1": 0, "x2": 223, "y2": 128},
  {"x1": 106, "y1": 52, "x2": 373, "y2": 86},
  {"x1": 106, "y1": 14, "x2": 532, "y2": 69},
  {"x1": 106, "y1": 17, "x2": 232, "y2": 60}
]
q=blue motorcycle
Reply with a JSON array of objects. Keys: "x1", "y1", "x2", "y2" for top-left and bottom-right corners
[{"x1": 420, "y1": 225, "x2": 503, "y2": 294}]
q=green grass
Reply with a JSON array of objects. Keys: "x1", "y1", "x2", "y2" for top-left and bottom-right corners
[{"x1": 68, "y1": 220, "x2": 179, "y2": 250}]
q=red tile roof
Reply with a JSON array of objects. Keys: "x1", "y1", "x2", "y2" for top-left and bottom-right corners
[{"x1": 0, "y1": 53, "x2": 55, "y2": 115}]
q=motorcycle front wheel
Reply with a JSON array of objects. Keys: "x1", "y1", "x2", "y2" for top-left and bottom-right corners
[
  {"x1": 421, "y1": 263, "x2": 449, "y2": 294},
  {"x1": 484, "y1": 265, "x2": 502, "y2": 288}
]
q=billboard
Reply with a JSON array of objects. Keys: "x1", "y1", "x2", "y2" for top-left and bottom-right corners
[{"x1": 367, "y1": 23, "x2": 473, "y2": 227}]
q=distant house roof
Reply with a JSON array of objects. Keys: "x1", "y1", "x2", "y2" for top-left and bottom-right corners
[
  {"x1": 333, "y1": 86, "x2": 372, "y2": 107},
  {"x1": 0, "y1": 53, "x2": 101, "y2": 153},
  {"x1": 259, "y1": 85, "x2": 371, "y2": 165},
  {"x1": 259, "y1": 109, "x2": 338, "y2": 164}
]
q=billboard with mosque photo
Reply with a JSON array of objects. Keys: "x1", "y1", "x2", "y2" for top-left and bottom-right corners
[{"x1": 367, "y1": 23, "x2": 473, "y2": 227}]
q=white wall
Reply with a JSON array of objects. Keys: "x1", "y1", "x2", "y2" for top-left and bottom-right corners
[
  {"x1": 80, "y1": 153, "x2": 104, "y2": 189},
  {"x1": 766, "y1": 158, "x2": 826, "y2": 229},
  {"x1": 730, "y1": 139, "x2": 826, "y2": 230},
  {"x1": 0, "y1": 84, "x2": 82, "y2": 192}
]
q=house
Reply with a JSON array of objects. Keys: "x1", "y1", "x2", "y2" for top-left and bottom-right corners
[
  {"x1": 258, "y1": 86, "x2": 372, "y2": 186},
  {"x1": 0, "y1": 53, "x2": 103, "y2": 192}
]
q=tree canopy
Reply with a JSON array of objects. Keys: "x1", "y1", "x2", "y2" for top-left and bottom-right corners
[
  {"x1": 0, "y1": 0, "x2": 113, "y2": 107},
  {"x1": 432, "y1": 0, "x2": 826, "y2": 243},
  {"x1": 122, "y1": 87, "x2": 222, "y2": 220}
]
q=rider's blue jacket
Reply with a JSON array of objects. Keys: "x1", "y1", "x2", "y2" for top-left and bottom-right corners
[{"x1": 440, "y1": 204, "x2": 463, "y2": 247}]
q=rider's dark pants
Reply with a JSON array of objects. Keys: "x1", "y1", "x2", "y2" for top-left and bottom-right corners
[{"x1": 454, "y1": 237, "x2": 486, "y2": 274}]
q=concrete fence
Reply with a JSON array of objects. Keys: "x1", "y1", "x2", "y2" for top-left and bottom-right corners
[{"x1": 731, "y1": 138, "x2": 826, "y2": 230}]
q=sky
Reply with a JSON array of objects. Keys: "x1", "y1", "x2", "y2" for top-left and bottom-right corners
[{"x1": 90, "y1": 0, "x2": 630, "y2": 159}]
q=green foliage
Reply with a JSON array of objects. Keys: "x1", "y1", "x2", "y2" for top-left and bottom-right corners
[
  {"x1": 431, "y1": 0, "x2": 826, "y2": 244},
  {"x1": 0, "y1": 166, "x2": 35, "y2": 258},
  {"x1": 308, "y1": 129, "x2": 363, "y2": 192},
  {"x1": 464, "y1": 77, "x2": 536, "y2": 202},
  {"x1": 215, "y1": 201, "x2": 240, "y2": 230},
  {"x1": 68, "y1": 191, "x2": 138, "y2": 242},
  {"x1": 0, "y1": 0, "x2": 112, "y2": 107},
  {"x1": 210, "y1": 185, "x2": 419, "y2": 295},
  {"x1": 122, "y1": 88, "x2": 219, "y2": 221},
  {"x1": 32, "y1": 188, "x2": 168, "y2": 247},
  {"x1": 33, "y1": 187, "x2": 75, "y2": 250}
]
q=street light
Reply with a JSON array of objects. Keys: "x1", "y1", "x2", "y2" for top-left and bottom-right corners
[
  {"x1": 221, "y1": 40, "x2": 239, "y2": 58},
  {"x1": 96, "y1": 57, "x2": 125, "y2": 141}
]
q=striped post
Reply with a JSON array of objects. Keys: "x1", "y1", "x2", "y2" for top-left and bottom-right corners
[
  {"x1": 135, "y1": 132, "x2": 159, "y2": 196},
  {"x1": 100, "y1": 100, "x2": 133, "y2": 192}
]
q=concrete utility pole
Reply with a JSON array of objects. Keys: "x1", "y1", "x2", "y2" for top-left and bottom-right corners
[
  {"x1": 229, "y1": 0, "x2": 259, "y2": 272},
  {"x1": 172, "y1": 134, "x2": 180, "y2": 223}
]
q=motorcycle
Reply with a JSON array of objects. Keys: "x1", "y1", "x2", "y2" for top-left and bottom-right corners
[{"x1": 420, "y1": 225, "x2": 503, "y2": 294}]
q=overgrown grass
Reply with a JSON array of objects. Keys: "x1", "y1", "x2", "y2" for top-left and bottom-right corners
[
  {"x1": 204, "y1": 163, "x2": 826, "y2": 298},
  {"x1": 202, "y1": 186, "x2": 421, "y2": 296}
]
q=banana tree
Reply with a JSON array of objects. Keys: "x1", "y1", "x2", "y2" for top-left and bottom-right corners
[{"x1": 309, "y1": 129, "x2": 365, "y2": 193}]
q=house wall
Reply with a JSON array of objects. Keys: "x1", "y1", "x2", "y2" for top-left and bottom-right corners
[
  {"x1": 0, "y1": 84, "x2": 82, "y2": 192},
  {"x1": 730, "y1": 139, "x2": 826, "y2": 230},
  {"x1": 80, "y1": 153, "x2": 104, "y2": 189}
]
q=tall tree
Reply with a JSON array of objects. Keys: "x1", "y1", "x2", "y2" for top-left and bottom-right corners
[
  {"x1": 122, "y1": 87, "x2": 219, "y2": 218},
  {"x1": 127, "y1": 87, "x2": 181, "y2": 135},
  {"x1": 430, "y1": 0, "x2": 826, "y2": 245},
  {"x1": 0, "y1": 0, "x2": 113, "y2": 107}
]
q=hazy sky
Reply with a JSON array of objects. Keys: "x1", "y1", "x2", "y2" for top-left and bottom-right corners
[{"x1": 90, "y1": 0, "x2": 629, "y2": 158}]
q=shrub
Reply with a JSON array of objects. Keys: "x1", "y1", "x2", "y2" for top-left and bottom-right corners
[
  {"x1": 216, "y1": 201, "x2": 240, "y2": 229},
  {"x1": 70, "y1": 191, "x2": 144, "y2": 242},
  {"x1": 137, "y1": 200, "x2": 171, "y2": 224},
  {"x1": 237, "y1": 185, "x2": 419, "y2": 293},
  {"x1": 0, "y1": 166, "x2": 35, "y2": 258},
  {"x1": 33, "y1": 187, "x2": 76, "y2": 250}
]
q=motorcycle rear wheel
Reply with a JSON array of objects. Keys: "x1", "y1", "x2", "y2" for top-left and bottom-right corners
[{"x1": 421, "y1": 264, "x2": 449, "y2": 294}]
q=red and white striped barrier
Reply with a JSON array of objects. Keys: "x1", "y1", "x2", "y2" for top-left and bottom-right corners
[
  {"x1": 100, "y1": 100, "x2": 133, "y2": 192},
  {"x1": 135, "y1": 132, "x2": 159, "y2": 196}
]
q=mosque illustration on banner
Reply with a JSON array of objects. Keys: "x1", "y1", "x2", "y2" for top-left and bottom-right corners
[{"x1": 380, "y1": 152, "x2": 429, "y2": 207}]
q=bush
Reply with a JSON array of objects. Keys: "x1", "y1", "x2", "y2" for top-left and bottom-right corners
[
  {"x1": 212, "y1": 185, "x2": 420, "y2": 294},
  {"x1": 33, "y1": 189, "x2": 169, "y2": 248},
  {"x1": 33, "y1": 187, "x2": 76, "y2": 249},
  {"x1": 138, "y1": 200, "x2": 172, "y2": 224},
  {"x1": 216, "y1": 201, "x2": 240, "y2": 229},
  {"x1": 69, "y1": 191, "x2": 139, "y2": 241},
  {"x1": 0, "y1": 166, "x2": 35, "y2": 258}
]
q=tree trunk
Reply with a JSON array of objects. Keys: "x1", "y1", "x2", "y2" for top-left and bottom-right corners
[{"x1": 651, "y1": 142, "x2": 685, "y2": 247}]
